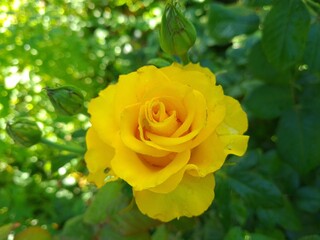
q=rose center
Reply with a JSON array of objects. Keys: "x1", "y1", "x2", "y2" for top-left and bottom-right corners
[
  {"x1": 149, "y1": 100, "x2": 169, "y2": 122},
  {"x1": 139, "y1": 98, "x2": 182, "y2": 138}
]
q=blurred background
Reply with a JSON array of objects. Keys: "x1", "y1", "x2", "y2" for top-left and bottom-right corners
[{"x1": 1, "y1": 0, "x2": 320, "y2": 239}]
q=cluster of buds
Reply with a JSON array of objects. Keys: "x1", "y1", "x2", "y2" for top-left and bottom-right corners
[
  {"x1": 159, "y1": 1, "x2": 196, "y2": 58},
  {"x1": 6, "y1": 85, "x2": 85, "y2": 148}
]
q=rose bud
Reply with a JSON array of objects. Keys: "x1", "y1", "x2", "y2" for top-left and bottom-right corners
[
  {"x1": 159, "y1": 2, "x2": 196, "y2": 56},
  {"x1": 6, "y1": 118, "x2": 42, "y2": 147},
  {"x1": 45, "y1": 86, "x2": 84, "y2": 116}
]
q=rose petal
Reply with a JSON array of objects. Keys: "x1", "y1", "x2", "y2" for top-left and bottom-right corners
[
  {"x1": 144, "y1": 90, "x2": 207, "y2": 151},
  {"x1": 188, "y1": 133, "x2": 226, "y2": 177},
  {"x1": 111, "y1": 137, "x2": 191, "y2": 190},
  {"x1": 191, "y1": 104, "x2": 226, "y2": 148},
  {"x1": 216, "y1": 96, "x2": 248, "y2": 135},
  {"x1": 88, "y1": 84, "x2": 118, "y2": 146},
  {"x1": 121, "y1": 103, "x2": 170, "y2": 157},
  {"x1": 85, "y1": 128, "x2": 117, "y2": 187},
  {"x1": 161, "y1": 63, "x2": 224, "y2": 110},
  {"x1": 140, "y1": 99, "x2": 180, "y2": 137},
  {"x1": 220, "y1": 135, "x2": 249, "y2": 156},
  {"x1": 134, "y1": 173, "x2": 215, "y2": 222}
]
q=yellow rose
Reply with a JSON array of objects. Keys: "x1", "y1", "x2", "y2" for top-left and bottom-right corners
[{"x1": 85, "y1": 63, "x2": 249, "y2": 222}]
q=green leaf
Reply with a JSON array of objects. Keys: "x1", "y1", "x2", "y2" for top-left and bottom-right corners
[
  {"x1": 243, "y1": 0, "x2": 272, "y2": 7},
  {"x1": 248, "y1": 41, "x2": 292, "y2": 84},
  {"x1": 244, "y1": 84, "x2": 293, "y2": 119},
  {"x1": 84, "y1": 181, "x2": 156, "y2": 237},
  {"x1": 249, "y1": 233, "x2": 277, "y2": 240},
  {"x1": 51, "y1": 154, "x2": 78, "y2": 173},
  {"x1": 99, "y1": 225, "x2": 151, "y2": 240},
  {"x1": 262, "y1": 0, "x2": 310, "y2": 69},
  {"x1": 295, "y1": 187, "x2": 320, "y2": 213},
  {"x1": 208, "y1": 3, "x2": 260, "y2": 44},
  {"x1": 226, "y1": 150, "x2": 260, "y2": 172},
  {"x1": 257, "y1": 198, "x2": 301, "y2": 230},
  {"x1": 59, "y1": 215, "x2": 94, "y2": 240},
  {"x1": 304, "y1": 22, "x2": 320, "y2": 75},
  {"x1": 276, "y1": 107, "x2": 320, "y2": 174},
  {"x1": 151, "y1": 225, "x2": 168, "y2": 240},
  {"x1": 227, "y1": 171, "x2": 283, "y2": 208},
  {"x1": 224, "y1": 226, "x2": 245, "y2": 240},
  {"x1": 83, "y1": 181, "x2": 128, "y2": 225},
  {"x1": 226, "y1": 35, "x2": 259, "y2": 66},
  {"x1": 298, "y1": 235, "x2": 320, "y2": 240},
  {"x1": 229, "y1": 198, "x2": 248, "y2": 225}
]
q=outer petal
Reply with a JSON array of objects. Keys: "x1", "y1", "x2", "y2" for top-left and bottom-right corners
[
  {"x1": 111, "y1": 136, "x2": 191, "y2": 191},
  {"x1": 220, "y1": 135, "x2": 249, "y2": 156},
  {"x1": 134, "y1": 173, "x2": 215, "y2": 222},
  {"x1": 161, "y1": 63, "x2": 224, "y2": 109},
  {"x1": 88, "y1": 84, "x2": 118, "y2": 146},
  {"x1": 216, "y1": 96, "x2": 248, "y2": 135},
  {"x1": 188, "y1": 133, "x2": 226, "y2": 177},
  {"x1": 85, "y1": 128, "x2": 116, "y2": 187}
]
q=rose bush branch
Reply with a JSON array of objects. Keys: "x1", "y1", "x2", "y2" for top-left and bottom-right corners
[{"x1": 40, "y1": 138, "x2": 85, "y2": 155}]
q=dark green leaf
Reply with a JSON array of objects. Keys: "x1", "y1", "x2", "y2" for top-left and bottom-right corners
[
  {"x1": 99, "y1": 225, "x2": 151, "y2": 240},
  {"x1": 227, "y1": 171, "x2": 283, "y2": 208},
  {"x1": 151, "y1": 225, "x2": 168, "y2": 240},
  {"x1": 60, "y1": 215, "x2": 94, "y2": 240},
  {"x1": 257, "y1": 198, "x2": 301, "y2": 230},
  {"x1": 304, "y1": 22, "x2": 320, "y2": 75},
  {"x1": 83, "y1": 181, "x2": 129, "y2": 224},
  {"x1": 262, "y1": 0, "x2": 310, "y2": 69},
  {"x1": 208, "y1": 3, "x2": 260, "y2": 44},
  {"x1": 244, "y1": 84, "x2": 293, "y2": 119},
  {"x1": 84, "y1": 181, "x2": 156, "y2": 237},
  {"x1": 243, "y1": 0, "x2": 272, "y2": 7},
  {"x1": 224, "y1": 226, "x2": 245, "y2": 240},
  {"x1": 226, "y1": 150, "x2": 260, "y2": 173},
  {"x1": 298, "y1": 235, "x2": 320, "y2": 240},
  {"x1": 248, "y1": 41, "x2": 292, "y2": 84},
  {"x1": 51, "y1": 154, "x2": 78, "y2": 173},
  {"x1": 295, "y1": 187, "x2": 320, "y2": 213},
  {"x1": 249, "y1": 233, "x2": 275, "y2": 240},
  {"x1": 276, "y1": 108, "x2": 320, "y2": 174},
  {"x1": 229, "y1": 199, "x2": 248, "y2": 225}
]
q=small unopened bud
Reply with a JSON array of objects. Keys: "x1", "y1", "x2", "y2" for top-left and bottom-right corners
[
  {"x1": 6, "y1": 118, "x2": 42, "y2": 147},
  {"x1": 159, "y1": 2, "x2": 196, "y2": 56},
  {"x1": 45, "y1": 86, "x2": 84, "y2": 116}
]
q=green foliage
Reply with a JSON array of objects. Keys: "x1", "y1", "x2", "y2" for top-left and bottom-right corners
[
  {"x1": 208, "y1": 3, "x2": 260, "y2": 45},
  {"x1": 262, "y1": 0, "x2": 311, "y2": 69},
  {"x1": 1, "y1": 0, "x2": 320, "y2": 239}
]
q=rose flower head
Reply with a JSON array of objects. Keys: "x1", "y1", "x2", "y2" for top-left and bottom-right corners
[{"x1": 85, "y1": 63, "x2": 249, "y2": 222}]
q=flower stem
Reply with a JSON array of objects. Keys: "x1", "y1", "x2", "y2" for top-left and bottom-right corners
[
  {"x1": 180, "y1": 52, "x2": 190, "y2": 65},
  {"x1": 40, "y1": 138, "x2": 85, "y2": 154}
]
